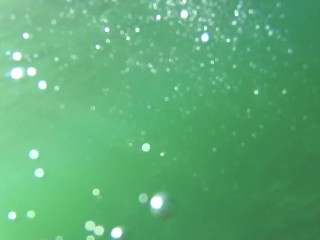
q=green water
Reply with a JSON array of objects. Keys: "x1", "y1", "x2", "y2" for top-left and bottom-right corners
[{"x1": 1, "y1": 0, "x2": 319, "y2": 239}]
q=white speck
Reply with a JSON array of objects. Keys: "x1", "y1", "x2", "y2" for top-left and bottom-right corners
[
  {"x1": 287, "y1": 48, "x2": 293, "y2": 54},
  {"x1": 139, "y1": 193, "x2": 148, "y2": 203},
  {"x1": 86, "y1": 235, "x2": 95, "y2": 240},
  {"x1": 111, "y1": 226, "x2": 123, "y2": 239},
  {"x1": 234, "y1": 9, "x2": 239, "y2": 17},
  {"x1": 160, "y1": 152, "x2": 165, "y2": 157},
  {"x1": 12, "y1": 51, "x2": 22, "y2": 61},
  {"x1": 104, "y1": 26, "x2": 110, "y2": 32},
  {"x1": 180, "y1": 9, "x2": 188, "y2": 19},
  {"x1": 10, "y1": 67, "x2": 24, "y2": 80},
  {"x1": 94, "y1": 225, "x2": 104, "y2": 236},
  {"x1": 155, "y1": 14, "x2": 161, "y2": 21},
  {"x1": 134, "y1": 27, "x2": 140, "y2": 32},
  {"x1": 38, "y1": 80, "x2": 47, "y2": 90},
  {"x1": 29, "y1": 149, "x2": 39, "y2": 160},
  {"x1": 95, "y1": 44, "x2": 101, "y2": 50},
  {"x1": 92, "y1": 188, "x2": 100, "y2": 197},
  {"x1": 85, "y1": 220, "x2": 96, "y2": 231},
  {"x1": 26, "y1": 210, "x2": 36, "y2": 219},
  {"x1": 27, "y1": 67, "x2": 37, "y2": 76},
  {"x1": 54, "y1": 85, "x2": 60, "y2": 91},
  {"x1": 22, "y1": 32, "x2": 30, "y2": 39},
  {"x1": 281, "y1": 89, "x2": 287, "y2": 95},
  {"x1": 34, "y1": 168, "x2": 45, "y2": 178},
  {"x1": 8, "y1": 211, "x2": 17, "y2": 220},
  {"x1": 201, "y1": 32, "x2": 209, "y2": 42},
  {"x1": 253, "y1": 89, "x2": 259, "y2": 95},
  {"x1": 150, "y1": 195, "x2": 164, "y2": 210},
  {"x1": 141, "y1": 143, "x2": 151, "y2": 152}
]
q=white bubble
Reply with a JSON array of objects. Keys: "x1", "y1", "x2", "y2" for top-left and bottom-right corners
[
  {"x1": 141, "y1": 143, "x2": 151, "y2": 152},
  {"x1": 104, "y1": 26, "x2": 110, "y2": 32},
  {"x1": 253, "y1": 89, "x2": 259, "y2": 95},
  {"x1": 180, "y1": 9, "x2": 188, "y2": 19},
  {"x1": 29, "y1": 149, "x2": 39, "y2": 160},
  {"x1": 160, "y1": 152, "x2": 165, "y2": 157},
  {"x1": 85, "y1": 220, "x2": 96, "y2": 231},
  {"x1": 201, "y1": 32, "x2": 209, "y2": 42},
  {"x1": 92, "y1": 188, "x2": 101, "y2": 197},
  {"x1": 26, "y1": 210, "x2": 36, "y2": 219},
  {"x1": 34, "y1": 168, "x2": 45, "y2": 178},
  {"x1": 86, "y1": 235, "x2": 95, "y2": 240},
  {"x1": 38, "y1": 80, "x2": 47, "y2": 90},
  {"x1": 110, "y1": 226, "x2": 123, "y2": 239},
  {"x1": 55, "y1": 236, "x2": 64, "y2": 240},
  {"x1": 150, "y1": 195, "x2": 164, "y2": 210},
  {"x1": 22, "y1": 32, "x2": 30, "y2": 39},
  {"x1": 281, "y1": 89, "x2": 287, "y2": 95},
  {"x1": 12, "y1": 51, "x2": 22, "y2": 61},
  {"x1": 155, "y1": 14, "x2": 161, "y2": 21},
  {"x1": 138, "y1": 193, "x2": 148, "y2": 203},
  {"x1": 10, "y1": 67, "x2": 24, "y2": 80},
  {"x1": 54, "y1": 85, "x2": 60, "y2": 91},
  {"x1": 27, "y1": 67, "x2": 37, "y2": 76},
  {"x1": 94, "y1": 225, "x2": 104, "y2": 236},
  {"x1": 8, "y1": 211, "x2": 17, "y2": 220}
]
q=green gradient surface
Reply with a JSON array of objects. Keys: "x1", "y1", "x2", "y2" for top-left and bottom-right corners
[{"x1": 1, "y1": 0, "x2": 319, "y2": 239}]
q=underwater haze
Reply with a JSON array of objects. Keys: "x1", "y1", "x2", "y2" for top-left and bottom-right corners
[{"x1": 0, "y1": 0, "x2": 320, "y2": 239}]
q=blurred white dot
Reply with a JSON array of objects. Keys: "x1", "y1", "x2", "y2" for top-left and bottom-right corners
[
  {"x1": 110, "y1": 226, "x2": 123, "y2": 239},
  {"x1": 92, "y1": 188, "x2": 100, "y2": 197},
  {"x1": 104, "y1": 26, "x2": 110, "y2": 32},
  {"x1": 141, "y1": 143, "x2": 151, "y2": 152},
  {"x1": 29, "y1": 149, "x2": 39, "y2": 160},
  {"x1": 201, "y1": 32, "x2": 209, "y2": 42},
  {"x1": 8, "y1": 211, "x2": 17, "y2": 220},
  {"x1": 22, "y1": 32, "x2": 30, "y2": 39},
  {"x1": 55, "y1": 236, "x2": 63, "y2": 240},
  {"x1": 95, "y1": 44, "x2": 101, "y2": 50},
  {"x1": 12, "y1": 51, "x2": 22, "y2": 61},
  {"x1": 138, "y1": 193, "x2": 148, "y2": 203},
  {"x1": 180, "y1": 9, "x2": 188, "y2": 19},
  {"x1": 86, "y1": 235, "x2": 95, "y2": 240},
  {"x1": 85, "y1": 220, "x2": 96, "y2": 231},
  {"x1": 27, "y1": 67, "x2": 37, "y2": 77},
  {"x1": 150, "y1": 195, "x2": 164, "y2": 210},
  {"x1": 10, "y1": 67, "x2": 24, "y2": 80},
  {"x1": 38, "y1": 80, "x2": 47, "y2": 90},
  {"x1": 253, "y1": 89, "x2": 259, "y2": 95},
  {"x1": 160, "y1": 152, "x2": 165, "y2": 157},
  {"x1": 54, "y1": 85, "x2": 60, "y2": 91},
  {"x1": 281, "y1": 89, "x2": 287, "y2": 95},
  {"x1": 26, "y1": 210, "x2": 36, "y2": 219},
  {"x1": 34, "y1": 168, "x2": 45, "y2": 178},
  {"x1": 155, "y1": 14, "x2": 161, "y2": 21},
  {"x1": 94, "y1": 225, "x2": 104, "y2": 236},
  {"x1": 135, "y1": 27, "x2": 140, "y2": 32}
]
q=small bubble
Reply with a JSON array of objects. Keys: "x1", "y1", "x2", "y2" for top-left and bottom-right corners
[
  {"x1": 141, "y1": 143, "x2": 151, "y2": 152},
  {"x1": 10, "y1": 67, "x2": 24, "y2": 80},
  {"x1": 8, "y1": 211, "x2": 17, "y2": 220},
  {"x1": 12, "y1": 51, "x2": 22, "y2": 61},
  {"x1": 180, "y1": 9, "x2": 188, "y2": 19},
  {"x1": 92, "y1": 188, "x2": 101, "y2": 197},
  {"x1": 26, "y1": 67, "x2": 37, "y2": 77},
  {"x1": 26, "y1": 210, "x2": 36, "y2": 219},
  {"x1": 94, "y1": 225, "x2": 104, "y2": 236},
  {"x1": 38, "y1": 80, "x2": 47, "y2": 90},
  {"x1": 138, "y1": 193, "x2": 148, "y2": 203},
  {"x1": 85, "y1": 220, "x2": 96, "y2": 231},
  {"x1": 200, "y1": 32, "x2": 209, "y2": 42},
  {"x1": 150, "y1": 194, "x2": 164, "y2": 210},
  {"x1": 22, "y1": 32, "x2": 30, "y2": 39},
  {"x1": 110, "y1": 226, "x2": 124, "y2": 239},
  {"x1": 253, "y1": 89, "x2": 259, "y2": 95},
  {"x1": 34, "y1": 168, "x2": 45, "y2": 178},
  {"x1": 29, "y1": 149, "x2": 40, "y2": 160}
]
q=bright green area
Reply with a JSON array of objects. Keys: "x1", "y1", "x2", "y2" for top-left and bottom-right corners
[{"x1": 0, "y1": 0, "x2": 319, "y2": 239}]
